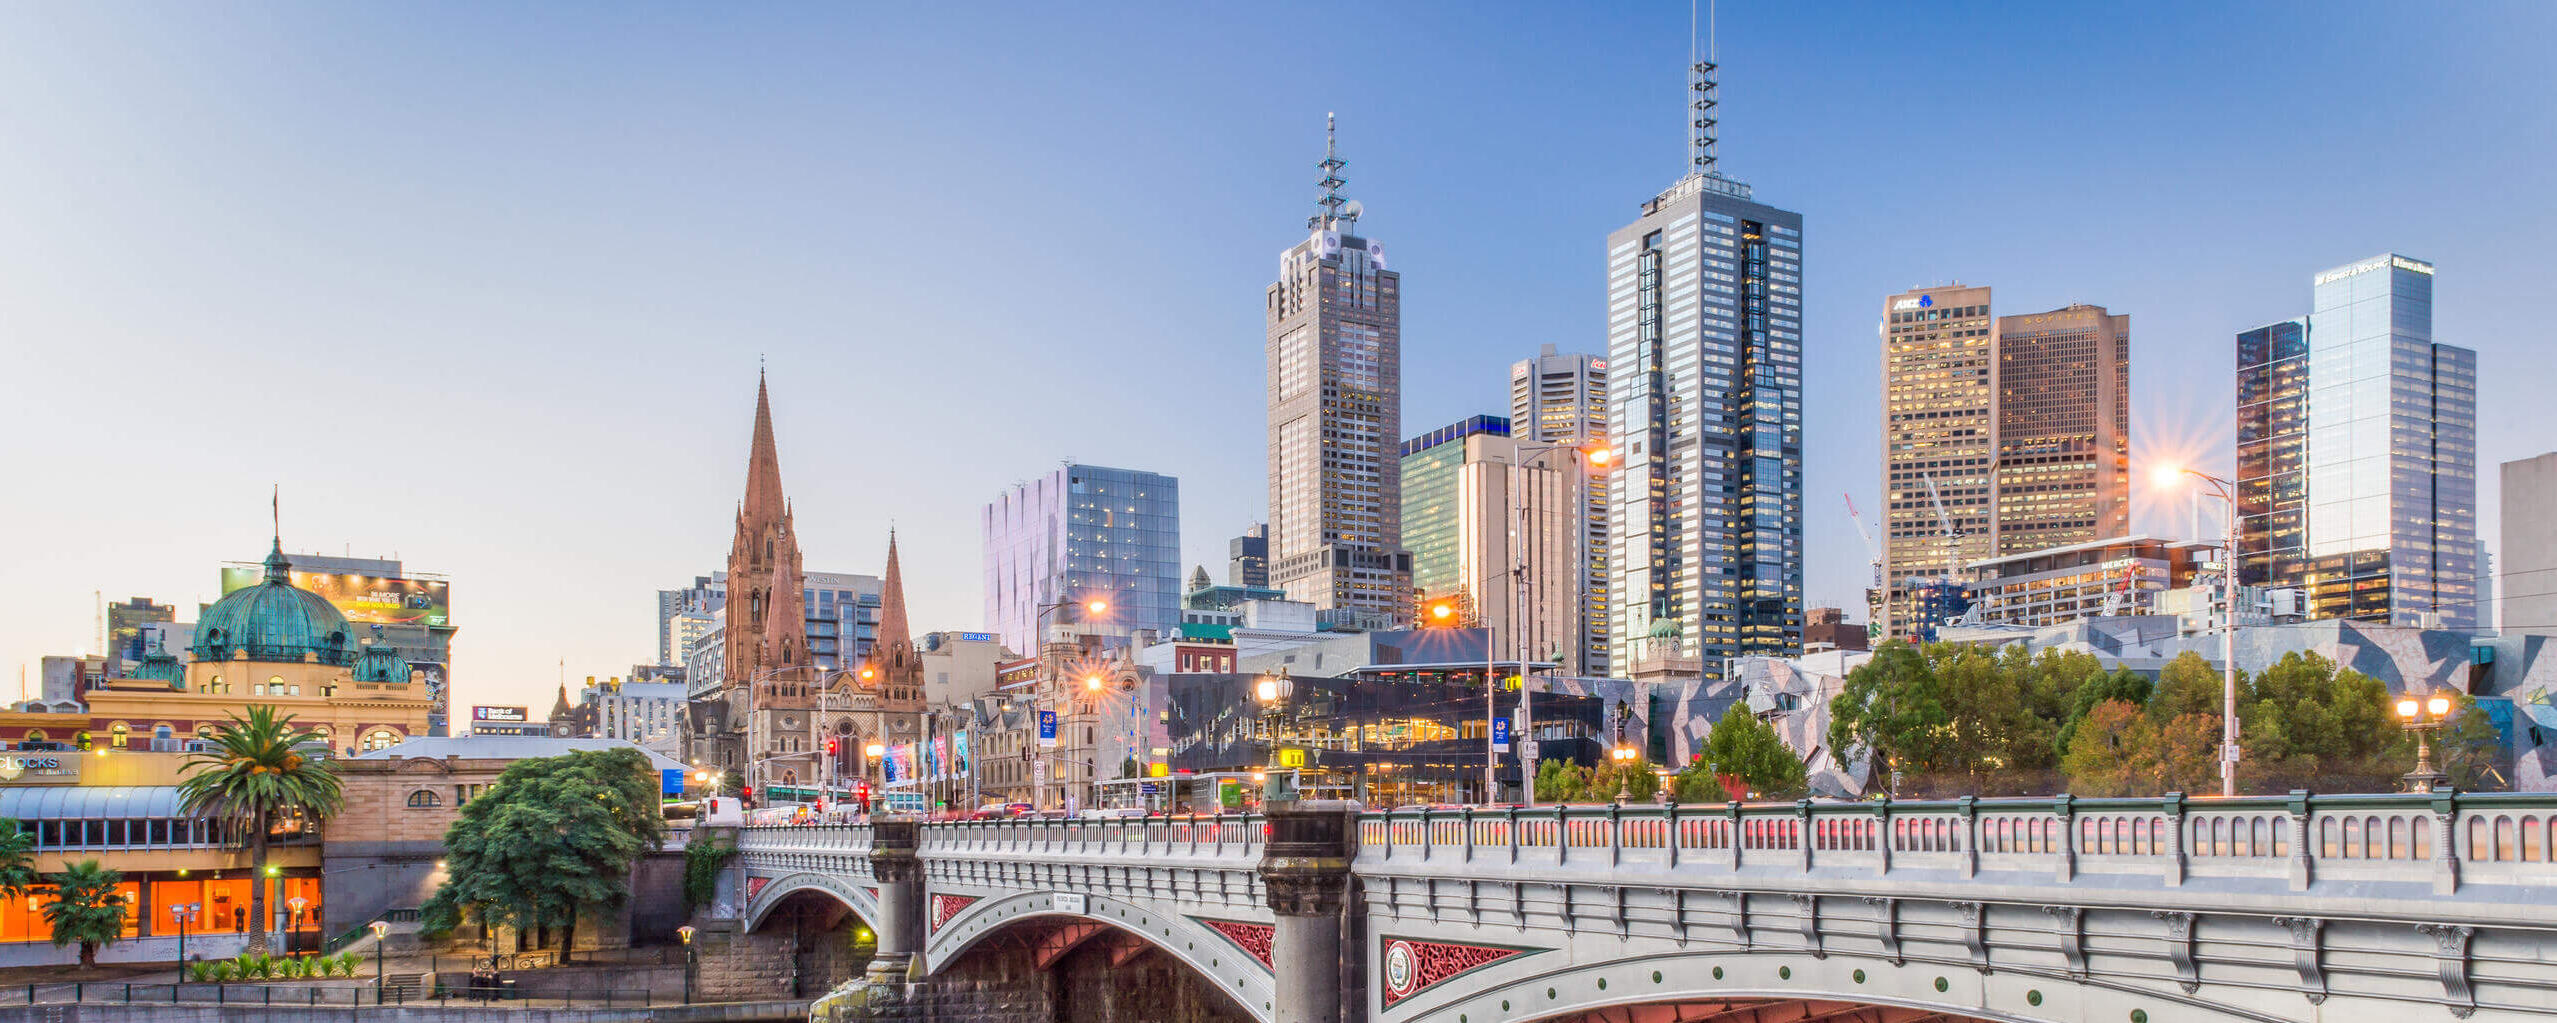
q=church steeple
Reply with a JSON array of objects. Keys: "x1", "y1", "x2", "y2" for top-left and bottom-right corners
[
  {"x1": 724, "y1": 370, "x2": 808, "y2": 689},
  {"x1": 868, "y1": 530, "x2": 922, "y2": 708},
  {"x1": 742, "y1": 370, "x2": 786, "y2": 527}
]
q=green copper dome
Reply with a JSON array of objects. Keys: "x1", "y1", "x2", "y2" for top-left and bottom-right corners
[
  {"x1": 1646, "y1": 616, "x2": 1682, "y2": 640},
  {"x1": 192, "y1": 542, "x2": 354, "y2": 667},
  {"x1": 128, "y1": 634, "x2": 186, "y2": 686}
]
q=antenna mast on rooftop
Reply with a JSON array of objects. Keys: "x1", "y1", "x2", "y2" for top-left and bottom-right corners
[{"x1": 1690, "y1": 0, "x2": 1719, "y2": 177}]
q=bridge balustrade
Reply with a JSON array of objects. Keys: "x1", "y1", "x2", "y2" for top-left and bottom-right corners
[
  {"x1": 1351, "y1": 792, "x2": 2557, "y2": 892},
  {"x1": 916, "y1": 813, "x2": 1264, "y2": 861}
]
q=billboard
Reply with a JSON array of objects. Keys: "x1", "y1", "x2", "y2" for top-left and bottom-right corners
[
  {"x1": 472, "y1": 706, "x2": 528, "y2": 723},
  {"x1": 220, "y1": 566, "x2": 451, "y2": 628}
]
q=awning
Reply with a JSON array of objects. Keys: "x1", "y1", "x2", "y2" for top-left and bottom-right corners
[{"x1": 0, "y1": 785, "x2": 188, "y2": 820}]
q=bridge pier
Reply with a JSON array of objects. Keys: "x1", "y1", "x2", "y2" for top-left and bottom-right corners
[
  {"x1": 1260, "y1": 801, "x2": 1360, "y2": 1023},
  {"x1": 864, "y1": 818, "x2": 924, "y2": 986}
]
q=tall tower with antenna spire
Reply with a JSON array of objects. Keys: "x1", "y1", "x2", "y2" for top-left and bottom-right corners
[
  {"x1": 1265, "y1": 114, "x2": 1411, "y2": 627},
  {"x1": 1602, "y1": 15, "x2": 1807, "y2": 681}
]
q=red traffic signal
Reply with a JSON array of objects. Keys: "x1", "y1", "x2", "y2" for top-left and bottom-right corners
[{"x1": 825, "y1": 738, "x2": 839, "y2": 757}]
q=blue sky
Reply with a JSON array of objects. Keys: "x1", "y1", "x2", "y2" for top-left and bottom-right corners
[{"x1": 4, "y1": 2, "x2": 2551, "y2": 713}]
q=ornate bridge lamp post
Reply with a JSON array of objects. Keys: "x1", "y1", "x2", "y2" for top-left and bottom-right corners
[
  {"x1": 1608, "y1": 700, "x2": 1640, "y2": 804},
  {"x1": 1256, "y1": 673, "x2": 1295, "y2": 805},
  {"x1": 676, "y1": 925, "x2": 696, "y2": 1004},
  {"x1": 368, "y1": 920, "x2": 389, "y2": 1003},
  {"x1": 2396, "y1": 692, "x2": 2454, "y2": 792}
]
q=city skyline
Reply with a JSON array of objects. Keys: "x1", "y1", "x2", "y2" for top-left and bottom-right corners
[{"x1": 6, "y1": 3, "x2": 2554, "y2": 715}]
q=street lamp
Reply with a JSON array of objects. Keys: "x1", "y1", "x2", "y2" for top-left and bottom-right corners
[
  {"x1": 169, "y1": 902, "x2": 199, "y2": 973},
  {"x1": 368, "y1": 920, "x2": 389, "y2": 1003},
  {"x1": 2156, "y1": 465, "x2": 2242, "y2": 797},
  {"x1": 1254, "y1": 673, "x2": 1294, "y2": 805},
  {"x1": 1500, "y1": 441, "x2": 1612, "y2": 808},
  {"x1": 1029, "y1": 598, "x2": 1111, "y2": 810},
  {"x1": 676, "y1": 924, "x2": 697, "y2": 1004},
  {"x1": 2396, "y1": 693, "x2": 2456, "y2": 792},
  {"x1": 1610, "y1": 742, "x2": 1640, "y2": 804},
  {"x1": 285, "y1": 896, "x2": 306, "y2": 952},
  {"x1": 1608, "y1": 699, "x2": 1639, "y2": 804}
]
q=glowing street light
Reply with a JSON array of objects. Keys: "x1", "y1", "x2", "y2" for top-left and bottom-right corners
[
  {"x1": 2396, "y1": 693, "x2": 2456, "y2": 792},
  {"x1": 2153, "y1": 463, "x2": 2243, "y2": 797}
]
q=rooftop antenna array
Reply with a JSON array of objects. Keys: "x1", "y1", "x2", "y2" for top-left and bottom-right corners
[
  {"x1": 1690, "y1": 0, "x2": 1719, "y2": 178},
  {"x1": 1310, "y1": 112, "x2": 1353, "y2": 230}
]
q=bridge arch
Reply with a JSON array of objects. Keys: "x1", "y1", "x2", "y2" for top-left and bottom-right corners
[
  {"x1": 926, "y1": 889, "x2": 1275, "y2": 1022},
  {"x1": 1388, "y1": 949, "x2": 2280, "y2": 1023},
  {"x1": 741, "y1": 869, "x2": 882, "y2": 933}
]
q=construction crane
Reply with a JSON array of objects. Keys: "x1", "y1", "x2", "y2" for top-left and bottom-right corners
[
  {"x1": 1914, "y1": 473, "x2": 1975, "y2": 638},
  {"x1": 1843, "y1": 493, "x2": 1887, "y2": 642},
  {"x1": 1921, "y1": 472, "x2": 1964, "y2": 580}
]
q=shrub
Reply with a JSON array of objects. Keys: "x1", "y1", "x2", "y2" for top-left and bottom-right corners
[{"x1": 210, "y1": 960, "x2": 237, "y2": 982}]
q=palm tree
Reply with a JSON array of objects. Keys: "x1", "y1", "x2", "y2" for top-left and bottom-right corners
[
  {"x1": 0, "y1": 819, "x2": 39, "y2": 901},
  {"x1": 177, "y1": 706, "x2": 344, "y2": 956},
  {"x1": 41, "y1": 860, "x2": 126, "y2": 969}
]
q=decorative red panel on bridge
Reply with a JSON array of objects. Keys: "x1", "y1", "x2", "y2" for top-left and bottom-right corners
[
  {"x1": 745, "y1": 876, "x2": 769, "y2": 901},
  {"x1": 1380, "y1": 937, "x2": 1537, "y2": 1007},
  {"x1": 1197, "y1": 918, "x2": 1274, "y2": 969},
  {"x1": 865, "y1": 886, "x2": 880, "y2": 905},
  {"x1": 931, "y1": 894, "x2": 981, "y2": 933}
]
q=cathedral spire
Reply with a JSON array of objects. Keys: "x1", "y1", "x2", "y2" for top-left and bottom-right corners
[
  {"x1": 743, "y1": 369, "x2": 786, "y2": 523},
  {"x1": 876, "y1": 530, "x2": 911, "y2": 670},
  {"x1": 724, "y1": 370, "x2": 809, "y2": 689}
]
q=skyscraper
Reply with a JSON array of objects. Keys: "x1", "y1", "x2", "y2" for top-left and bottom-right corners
[
  {"x1": 1994, "y1": 304, "x2": 2131, "y2": 556},
  {"x1": 1511, "y1": 345, "x2": 1610, "y2": 673},
  {"x1": 1401, "y1": 415, "x2": 1596, "y2": 675},
  {"x1": 1604, "y1": 60, "x2": 1804, "y2": 680},
  {"x1": 1878, "y1": 285, "x2": 1995, "y2": 639},
  {"x1": 1228, "y1": 524, "x2": 1269, "y2": 588},
  {"x1": 1266, "y1": 115, "x2": 1412, "y2": 629},
  {"x1": 2237, "y1": 254, "x2": 2478, "y2": 628},
  {"x1": 1878, "y1": 288, "x2": 2130, "y2": 638},
  {"x1": 982, "y1": 463, "x2": 1182, "y2": 653}
]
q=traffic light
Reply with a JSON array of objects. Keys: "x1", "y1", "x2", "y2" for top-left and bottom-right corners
[
  {"x1": 853, "y1": 780, "x2": 872, "y2": 814},
  {"x1": 825, "y1": 737, "x2": 839, "y2": 758}
]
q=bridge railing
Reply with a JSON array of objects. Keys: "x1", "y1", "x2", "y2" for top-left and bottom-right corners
[
  {"x1": 918, "y1": 813, "x2": 1266, "y2": 860},
  {"x1": 1355, "y1": 791, "x2": 2557, "y2": 892}
]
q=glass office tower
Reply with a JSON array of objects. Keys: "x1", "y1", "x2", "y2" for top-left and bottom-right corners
[
  {"x1": 2237, "y1": 255, "x2": 2478, "y2": 628},
  {"x1": 1605, "y1": 174, "x2": 1805, "y2": 678},
  {"x1": 983, "y1": 464, "x2": 1183, "y2": 652}
]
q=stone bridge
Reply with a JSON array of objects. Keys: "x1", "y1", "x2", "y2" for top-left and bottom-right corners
[{"x1": 715, "y1": 791, "x2": 2557, "y2": 1022}]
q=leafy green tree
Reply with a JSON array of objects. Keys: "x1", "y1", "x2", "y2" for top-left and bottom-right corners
[
  {"x1": 1535, "y1": 759, "x2": 1593, "y2": 803},
  {"x1": 421, "y1": 748, "x2": 671, "y2": 961},
  {"x1": 0, "y1": 819, "x2": 39, "y2": 902},
  {"x1": 1826, "y1": 641, "x2": 1955, "y2": 792},
  {"x1": 2060, "y1": 700, "x2": 2220, "y2": 797},
  {"x1": 2242, "y1": 652, "x2": 2395, "y2": 787},
  {"x1": 2146, "y1": 652, "x2": 2232, "y2": 724},
  {"x1": 40, "y1": 860, "x2": 126, "y2": 969},
  {"x1": 2053, "y1": 667, "x2": 2153, "y2": 759},
  {"x1": 177, "y1": 706, "x2": 343, "y2": 956},
  {"x1": 1937, "y1": 645, "x2": 2057, "y2": 778},
  {"x1": 1689, "y1": 704, "x2": 1807, "y2": 800},
  {"x1": 1589, "y1": 757, "x2": 1661, "y2": 803}
]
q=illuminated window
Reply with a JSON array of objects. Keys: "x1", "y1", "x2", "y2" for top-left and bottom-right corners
[
  {"x1": 362, "y1": 730, "x2": 399, "y2": 752},
  {"x1": 109, "y1": 724, "x2": 130, "y2": 748}
]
